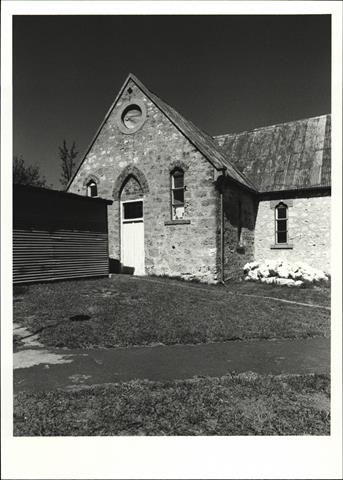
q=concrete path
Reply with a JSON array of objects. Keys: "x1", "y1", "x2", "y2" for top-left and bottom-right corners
[{"x1": 13, "y1": 337, "x2": 330, "y2": 393}]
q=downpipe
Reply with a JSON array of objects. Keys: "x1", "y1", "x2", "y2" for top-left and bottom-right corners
[{"x1": 220, "y1": 182, "x2": 225, "y2": 285}]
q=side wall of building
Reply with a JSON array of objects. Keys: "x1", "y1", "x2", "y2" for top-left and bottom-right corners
[
  {"x1": 68, "y1": 80, "x2": 221, "y2": 282},
  {"x1": 254, "y1": 195, "x2": 331, "y2": 272},
  {"x1": 222, "y1": 181, "x2": 257, "y2": 280}
]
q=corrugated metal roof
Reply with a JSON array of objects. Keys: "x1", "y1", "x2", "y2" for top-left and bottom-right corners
[{"x1": 214, "y1": 114, "x2": 331, "y2": 192}]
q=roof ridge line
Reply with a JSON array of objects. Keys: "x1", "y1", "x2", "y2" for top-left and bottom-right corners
[{"x1": 214, "y1": 113, "x2": 331, "y2": 138}]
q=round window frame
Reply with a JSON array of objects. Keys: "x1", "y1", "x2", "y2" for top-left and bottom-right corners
[{"x1": 117, "y1": 99, "x2": 147, "y2": 134}]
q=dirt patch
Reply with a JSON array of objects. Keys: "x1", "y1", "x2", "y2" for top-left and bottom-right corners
[
  {"x1": 69, "y1": 314, "x2": 91, "y2": 322},
  {"x1": 14, "y1": 349, "x2": 75, "y2": 369}
]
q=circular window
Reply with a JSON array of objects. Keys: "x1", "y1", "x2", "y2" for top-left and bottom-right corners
[
  {"x1": 117, "y1": 99, "x2": 147, "y2": 134},
  {"x1": 122, "y1": 105, "x2": 143, "y2": 129}
]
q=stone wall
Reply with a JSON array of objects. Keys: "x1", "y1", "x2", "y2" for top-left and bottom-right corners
[
  {"x1": 254, "y1": 195, "x2": 331, "y2": 273},
  {"x1": 120, "y1": 176, "x2": 143, "y2": 201},
  {"x1": 221, "y1": 180, "x2": 257, "y2": 280},
  {"x1": 68, "y1": 80, "x2": 221, "y2": 282}
]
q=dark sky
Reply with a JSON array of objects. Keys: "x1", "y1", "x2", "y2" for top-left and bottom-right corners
[{"x1": 13, "y1": 15, "x2": 331, "y2": 188}]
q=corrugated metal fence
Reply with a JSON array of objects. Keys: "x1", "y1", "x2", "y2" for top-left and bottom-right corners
[{"x1": 13, "y1": 185, "x2": 112, "y2": 284}]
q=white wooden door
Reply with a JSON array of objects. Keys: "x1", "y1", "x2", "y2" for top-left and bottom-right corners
[{"x1": 121, "y1": 199, "x2": 145, "y2": 275}]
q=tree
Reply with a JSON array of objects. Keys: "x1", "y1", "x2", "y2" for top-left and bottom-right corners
[
  {"x1": 59, "y1": 140, "x2": 78, "y2": 189},
  {"x1": 13, "y1": 156, "x2": 46, "y2": 187}
]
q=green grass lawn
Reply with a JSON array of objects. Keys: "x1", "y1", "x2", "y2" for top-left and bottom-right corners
[
  {"x1": 13, "y1": 275, "x2": 330, "y2": 348},
  {"x1": 13, "y1": 372, "x2": 330, "y2": 436}
]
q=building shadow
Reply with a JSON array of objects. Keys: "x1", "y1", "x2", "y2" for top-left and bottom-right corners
[{"x1": 109, "y1": 258, "x2": 135, "y2": 275}]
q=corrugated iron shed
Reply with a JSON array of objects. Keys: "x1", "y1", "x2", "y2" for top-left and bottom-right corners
[{"x1": 13, "y1": 185, "x2": 112, "y2": 284}]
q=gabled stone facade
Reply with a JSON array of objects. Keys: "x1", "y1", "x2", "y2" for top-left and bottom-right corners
[
  {"x1": 68, "y1": 74, "x2": 331, "y2": 282},
  {"x1": 68, "y1": 79, "x2": 228, "y2": 282}
]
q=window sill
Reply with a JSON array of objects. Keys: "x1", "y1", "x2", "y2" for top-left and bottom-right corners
[
  {"x1": 270, "y1": 244, "x2": 293, "y2": 250},
  {"x1": 164, "y1": 219, "x2": 191, "y2": 225}
]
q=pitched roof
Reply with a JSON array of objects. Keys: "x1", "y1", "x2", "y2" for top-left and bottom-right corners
[
  {"x1": 68, "y1": 73, "x2": 330, "y2": 194},
  {"x1": 214, "y1": 114, "x2": 331, "y2": 192},
  {"x1": 68, "y1": 73, "x2": 257, "y2": 192},
  {"x1": 141, "y1": 79, "x2": 257, "y2": 191}
]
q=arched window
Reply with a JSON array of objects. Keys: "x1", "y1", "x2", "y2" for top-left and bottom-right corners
[
  {"x1": 171, "y1": 169, "x2": 185, "y2": 220},
  {"x1": 275, "y1": 202, "x2": 288, "y2": 244},
  {"x1": 87, "y1": 180, "x2": 98, "y2": 198}
]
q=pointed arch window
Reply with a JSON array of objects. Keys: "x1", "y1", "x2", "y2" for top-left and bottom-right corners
[
  {"x1": 275, "y1": 202, "x2": 288, "y2": 244},
  {"x1": 87, "y1": 180, "x2": 98, "y2": 198},
  {"x1": 171, "y1": 169, "x2": 185, "y2": 220}
]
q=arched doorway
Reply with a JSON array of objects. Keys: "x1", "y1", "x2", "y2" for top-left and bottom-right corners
[{"x1": 119, "y1": 174, "x2": 145, "y2": 275}]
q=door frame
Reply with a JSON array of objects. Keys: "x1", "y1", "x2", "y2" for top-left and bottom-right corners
[{"x1": 120, "y1": 198, "x2": 145, "y2": 274}]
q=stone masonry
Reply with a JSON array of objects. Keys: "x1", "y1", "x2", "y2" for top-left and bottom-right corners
[
  {"x1": 254, "y1": 195, "x2": 331, "y2": 273},
  {"x1": 68, "y1": 80, "x2": 221, "y2": 282},
  {"x1": 120, "y1": 176, "x2": 143, "y2": 201},
  {"x1": 68, "y1": 76, "x2": 331, "y2": 282}
]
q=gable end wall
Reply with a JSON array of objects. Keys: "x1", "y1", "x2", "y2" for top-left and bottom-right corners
[{"x1": 68, "y1": 80, "x2": 221, "y2": 282}]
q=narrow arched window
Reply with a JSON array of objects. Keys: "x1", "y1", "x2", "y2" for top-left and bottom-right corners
[
  {"x1": 171, "y1": 169, "x2": 185, "y2": 220},
  {"x1": 87, "y1": 180, "x2": 98, "y2": 198},
  {"x1": 275, "y1": 202, "x2": 288, "y2": 244}
]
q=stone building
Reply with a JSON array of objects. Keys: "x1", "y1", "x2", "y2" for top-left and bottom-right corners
[{"x1": 68, "y1": 74, "x2": 331, "y2": 282}]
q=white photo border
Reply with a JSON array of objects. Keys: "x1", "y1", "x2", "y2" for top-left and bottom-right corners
[{"x1": 2, "y1": 2, "x2": 342, "y2": 479}]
